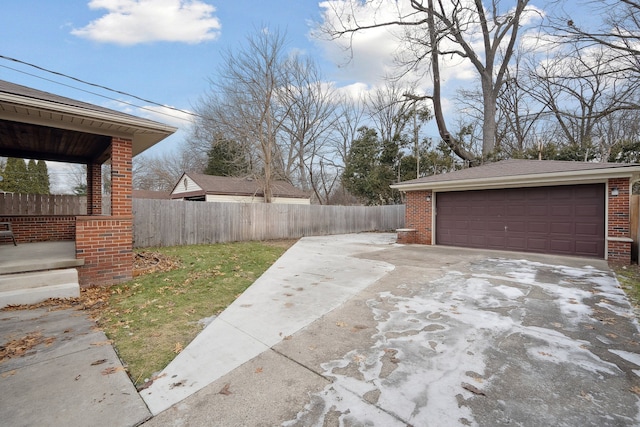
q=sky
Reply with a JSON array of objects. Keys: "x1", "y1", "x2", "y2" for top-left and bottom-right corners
[{"x1": 0, "y1": 0, "x2": 583, "y2": 192}]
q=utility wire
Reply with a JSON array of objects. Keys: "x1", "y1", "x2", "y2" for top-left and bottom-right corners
[{"x1": 0, "y1": 54, "x2": 202, "y2": 122}]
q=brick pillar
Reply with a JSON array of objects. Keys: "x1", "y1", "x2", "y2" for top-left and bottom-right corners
[
  {"x1": 404, "y1": 190, "x2": 433, "y2": 245},
  {"x1": 111, "y1": 137, "x2": 132, "y2": 217},
  {"x1": 86, "y1": 163, "x2": 102, "y2": 215},
  {"x1": 76, "y1": 137, "x2": 133, "y2": 287},
  {"x1": 607, "y1": 177, "x2": 632, "y2": 264}
]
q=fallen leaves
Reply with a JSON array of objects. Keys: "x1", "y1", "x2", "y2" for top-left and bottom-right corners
[
  {"x1": 462, "y1": 382, "x2": 486, "y2": 396},
  {"x1": 0, "y1": 285, "x2": 112, "y2": 315},
  {"x1": 101, "y1": 366, "x2": 125, "y2": 376},
  {"x1": 133, "y1": 251, "x2": 181, "y2": 276},
  {"x1": 91, "y1": 359, "x2": 108, "y2": 366},
  {"x1": 173, "y1": 342, "x2": 183, "y2": 354},
  {"x1": 219, "y1": 382, "x2": 232, "y2": 395},
  {"x1": 0, "y1": 331, "x2": 56, "y2": 362}
]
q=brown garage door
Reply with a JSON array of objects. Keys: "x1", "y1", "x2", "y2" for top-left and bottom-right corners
[{"x1": 435, "y1": 184, "x2": 605, "y2": 258}]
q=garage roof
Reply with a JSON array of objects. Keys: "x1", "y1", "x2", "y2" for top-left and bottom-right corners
[
  {"x1": 391, "y1": 159, "x2": 640, "y2": 192},
  {"x1": 0, "y1": 79, "x2": 177, "y2": 163}
]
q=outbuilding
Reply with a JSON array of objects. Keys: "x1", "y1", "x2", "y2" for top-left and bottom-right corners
[
  {"x1": 391, "y1": 159, "x2": 640, "y2": 264},
  {"x1": 170, "y1": 172, "x2": 311, "y2": 204}
]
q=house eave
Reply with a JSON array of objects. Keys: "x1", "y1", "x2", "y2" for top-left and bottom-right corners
[
  {"x1": 0, "y1": 93, "x2": 177, "y2": 156},
  {"x1": 390, "y1": 168, "x2": 640, "y2": 192}
]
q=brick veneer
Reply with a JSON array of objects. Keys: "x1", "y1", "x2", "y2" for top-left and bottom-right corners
[
  {"x1": 0, "y1": 215, "x2": 75, "y2": 243},
  {"x1": 75, "y1": 137, "x2": 134, "y2": 287},
  {"x1": 76, "y1": 216, "x2": 132, "y2": 286},
  {"x1": 404, "y1": 190, "x2": 432, "y2": 245},
  {"x1": 87, "y1": 162, "x2": 102, "y2": 215},
  {"x1": 607, "y1": 177, "x2": 632, "y2": 264}
]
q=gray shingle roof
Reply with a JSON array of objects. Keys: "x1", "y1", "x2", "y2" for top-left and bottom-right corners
[
  {"x1": 398, "y1": 159, "x2": 640, "y2": 185},
  {"x1": 185, "y1": 173, "x2": 310, "y2": 199},
  {"x1": 132, "y1": 190, "x2": 170, "y2": 199}
]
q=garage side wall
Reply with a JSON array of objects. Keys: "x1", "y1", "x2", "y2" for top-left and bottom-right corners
[
  {"x1": 607, "y1": 177, "x2": 632, "y2": 264},
  {"x1": 405, "y1": 190, "x2": 432, "y2": 244}
]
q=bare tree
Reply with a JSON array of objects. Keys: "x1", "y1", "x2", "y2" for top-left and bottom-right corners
[
  {"x1": 279, "y1": 54, "x2": 338, "y2": 192},
  {"x1": 524, "y1": 41, "x2": 640, "y2": 160},
  {"x1": 133, "y1": 147, "x2": 204, "y2": 191},
  {"x1": 319, "y1": 0, "x2": 533, "y2": 163},
  {"x1": 557, "y1": 0, "x2": 640, "y2": 59},
  {"x1": 194, "y1": 29, "x2": 292, "y2": 202}
]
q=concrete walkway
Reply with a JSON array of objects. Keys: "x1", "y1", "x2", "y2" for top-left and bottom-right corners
[
  {"x1": 140, "y1": 233, "x2": 396, "y2": 415},
  {"x1": 0, "y1": 307, "x2": 150, "y2": 427}
]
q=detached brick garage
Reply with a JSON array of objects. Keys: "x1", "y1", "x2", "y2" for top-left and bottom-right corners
[{"x1": 391, "y1": 160, "x2": 640, "y2": 264}]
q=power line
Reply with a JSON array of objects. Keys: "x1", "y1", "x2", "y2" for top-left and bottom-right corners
[{"x1": 0, "y1": 54, "x2": 202, "y2": 122}]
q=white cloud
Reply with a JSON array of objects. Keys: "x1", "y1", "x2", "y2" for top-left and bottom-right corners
[{"x1": 72, "y1": 0, "x2": 221, "y2": 45}]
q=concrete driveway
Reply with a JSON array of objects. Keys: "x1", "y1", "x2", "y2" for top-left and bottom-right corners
[{"x1": 145, "y1": 234, "x2": 640, "y2": 426}]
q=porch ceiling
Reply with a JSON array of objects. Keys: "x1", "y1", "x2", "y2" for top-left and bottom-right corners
[
  {"x1": 0, "y1": 79, "x2": 177, "y2": 164},
  {"x1": 0, "y1": 119, "x2": 112, "y2": 163}
]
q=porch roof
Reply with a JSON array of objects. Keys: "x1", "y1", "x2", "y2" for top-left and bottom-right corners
[{"x1": 0, "y1": 80, "x2": 177, "y2": 163}]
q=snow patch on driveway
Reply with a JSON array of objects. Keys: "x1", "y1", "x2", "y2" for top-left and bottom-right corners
[{"x1": 284, "y1": 258, "x2": 640, "y2": 426}]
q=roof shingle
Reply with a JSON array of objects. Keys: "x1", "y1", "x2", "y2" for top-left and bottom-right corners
[
  {"x1": 181, "y1": 173, "x2": 309, "y2": 199},
  {"x1": 398, "y1": 159, "x2": 640, "y2": 185}
]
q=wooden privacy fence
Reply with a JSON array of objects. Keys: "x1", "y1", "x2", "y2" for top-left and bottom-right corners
[
  {"x1": 133, "y1": 199, "x2": 405, "y2": 248},
  {"x1": 0, "y1": 193, "x2": 87, "y2": 215}
]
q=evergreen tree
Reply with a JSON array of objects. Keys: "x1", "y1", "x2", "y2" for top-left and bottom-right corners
[
  {"x1": 204, "y1": 139, "x2": 250, "y2": 176},
  {"x1": 0, "y1": 158, "x2": 28, "y2": 193},
  {"x1": 27, "y1": 159, "x2": 37, "y2": 194},
  {"x1": 342, "y1": 127, "x2": 402, "y2": 205},
  {"x1": 35, "y1": 160, "x2": 50, "y2": 194}
]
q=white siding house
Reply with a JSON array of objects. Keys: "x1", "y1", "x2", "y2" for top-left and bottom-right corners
[{"x1": 170, "y1": 173, "x2": 311, "y2": 205}]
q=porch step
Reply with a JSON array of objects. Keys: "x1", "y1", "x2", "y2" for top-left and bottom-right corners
[{"x1": 0, "y1": 269, "x2": 80, "y2": 308}]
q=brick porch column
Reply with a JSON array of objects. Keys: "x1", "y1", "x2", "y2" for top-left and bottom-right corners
[
  {"x1": 607, "y1": 177, "x2": 632, "y2": 264},
  {"x1": 110, "y1": 137, "x2": 133, "y2": 217},
  {"x1": 86, "y1": 162, "x2": 102, "y2": 215},
  {"x1": 76, "y1": 137, "x2": 133, "y2": 286}
]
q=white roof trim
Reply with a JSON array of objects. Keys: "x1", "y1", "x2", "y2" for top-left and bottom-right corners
[{"x1": 391, "y1": 168, "x2": 640, "y2": 192}]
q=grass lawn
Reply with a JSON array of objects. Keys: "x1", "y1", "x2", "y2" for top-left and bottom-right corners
[
  {"x1": 92, "y1": 240, "x2": 295, "y2": 388},
  {"x1": 615, "y1": 265, "x2": 640, "y2": 315}
]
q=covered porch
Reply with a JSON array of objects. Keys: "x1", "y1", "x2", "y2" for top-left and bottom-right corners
[{"x1": 0, "y1": 80, "x2": 176, "y2": 305}]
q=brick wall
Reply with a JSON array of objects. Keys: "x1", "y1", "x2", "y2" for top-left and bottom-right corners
[
  {"x1": 87, "y1": 163, "x2": 102, "y2": 215},
  {"x1": 76, "y1": 216, "x2": 132, "y2": 286},
  {"x1": 110, "y1": 138, "x2": 132, "y2": 217},
  {"x1": 75, "y1": 137, "x2": 134, "y2": 287},
  {"x1": 607, "y1": 177, "x2": 632, "y2": 264},
  {"x1": 404, "y1": 190, "x2": 432, "y2": 245},
  {"x1": 0, "y1": 215, "x2": 75, "y2": 243}
]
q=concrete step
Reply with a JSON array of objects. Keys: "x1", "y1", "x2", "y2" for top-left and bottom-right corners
[{"x1": 0, "y1": 269, "x2": 80, "y2": 308}]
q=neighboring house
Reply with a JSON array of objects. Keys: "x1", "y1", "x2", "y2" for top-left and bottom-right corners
[
  {"x1": 391, "y1": 159, "x2": 640, "y2": 265},
  {"x1": 170, "y1": 172, "x2": 311, "y2": 205}
]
